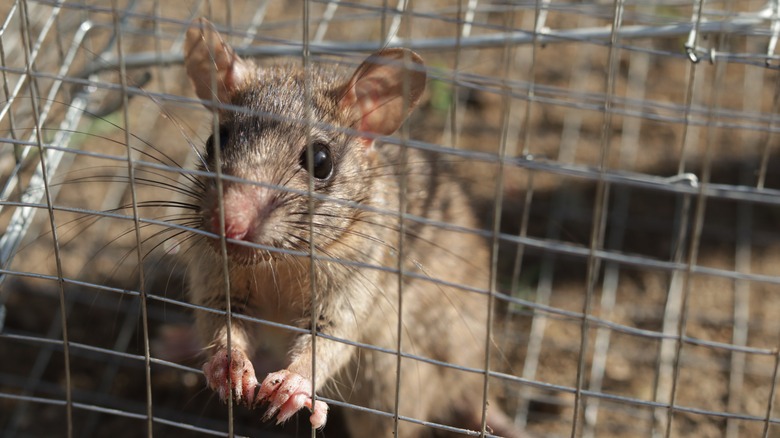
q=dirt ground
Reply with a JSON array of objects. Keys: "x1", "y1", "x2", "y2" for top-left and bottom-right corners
[{"x1": 2, "y1": 1, "x2": 780, "y2": 437}]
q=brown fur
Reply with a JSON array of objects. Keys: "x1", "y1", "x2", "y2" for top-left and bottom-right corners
[{"x1": 184, "y1": 18, "x2": 520, "y2": 437}]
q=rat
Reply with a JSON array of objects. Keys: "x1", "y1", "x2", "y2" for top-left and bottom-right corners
[{"x1": 182, "y1": 18, "x2": 521, "y2": 437}]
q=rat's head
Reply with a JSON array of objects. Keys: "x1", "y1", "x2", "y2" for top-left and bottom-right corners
[{"x1": 183, "y1": 18, "x2": 426, "y2": 264}]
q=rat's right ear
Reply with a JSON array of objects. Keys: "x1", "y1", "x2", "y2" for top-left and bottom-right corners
[
  {"x1": 184, "y1": 17, "x2": 252, "y2": 106},
  {"x1": 338, "y1": 49, "x2": 426, "y2": 143}
]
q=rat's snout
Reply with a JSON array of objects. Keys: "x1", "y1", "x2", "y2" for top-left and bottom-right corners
[{"x1": 207, "y1": 183, "x2": 275, "y2": 243}]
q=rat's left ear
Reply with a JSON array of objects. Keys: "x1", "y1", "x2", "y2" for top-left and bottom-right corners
[
  {"x1": 184, "y1": 17, "x2": 253, "y2": 106},
  {"x1": 338, "y1": 49, "x2": 426, "y2": 141}
]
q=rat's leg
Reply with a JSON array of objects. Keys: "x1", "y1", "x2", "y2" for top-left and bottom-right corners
[
  {"x1": 255, "y1": 308, "x2": 358, "y2": 428},
  {"x1": 195, "y1": 301, "x2": 258, "y2": 406}
]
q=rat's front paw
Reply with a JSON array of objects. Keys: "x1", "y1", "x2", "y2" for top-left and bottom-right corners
[
  {"x1": 202, "y1": 347, "x2": 258, "y2": 405},
  {"x1": 256, "y1": 369, "x2": 329, "y2": 428}
]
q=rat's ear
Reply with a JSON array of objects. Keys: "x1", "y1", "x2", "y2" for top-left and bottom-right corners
[
  {"x1": 184, "y1": 17, "x2": 253, "y2": 105},
  {"x1": 338, "y1": 49, "x2": 426, "y2": 140}
]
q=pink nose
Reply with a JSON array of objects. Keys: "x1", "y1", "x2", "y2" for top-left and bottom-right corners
[
  {"x1": 208, "y1": 184, "x2": 273, "y2": 242},
  {"x1": 210, "y1": 213, "x2": 249, "y2": 241}
]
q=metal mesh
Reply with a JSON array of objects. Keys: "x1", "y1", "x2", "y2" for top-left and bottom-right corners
[{"x1": 2, "y1": 0, "x2": 780, "y2": 436}]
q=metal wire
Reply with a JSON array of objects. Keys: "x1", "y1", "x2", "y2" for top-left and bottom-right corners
[{"x1": 2, "y1": 1, "x2": 780, "y2": 437}]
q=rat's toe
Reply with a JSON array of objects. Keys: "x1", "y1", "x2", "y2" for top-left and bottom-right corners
[
  {"x1": 256, "y1": 369, "x2": 328, "y2": 428},
  {"x1": 203, "y1": 347, "x2": 258, "y2": 405}
]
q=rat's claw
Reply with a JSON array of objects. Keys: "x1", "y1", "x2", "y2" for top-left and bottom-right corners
[
  {"x1": 256, "y1": 370, "x2": 288, "y2": 401},
  {"x1": 306, "y1": 399, "x2": 329, "y2": 429},
  {"x1": 275, "y1": 392, "x2": 309, "y2": 424},
  {"x1": 202, "y1": 347, "x2": 258, "y2": 406},
  {"x1": 258, "y1": 370, "x2": 304, "y2": 421},
  {"x1": 256, "y1": 369, "x2": 328, "y2": 428}
]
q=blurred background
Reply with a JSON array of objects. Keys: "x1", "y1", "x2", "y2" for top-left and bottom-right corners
[{"x1": 2, "y1": 1, "x2": 780, "y2": 437}]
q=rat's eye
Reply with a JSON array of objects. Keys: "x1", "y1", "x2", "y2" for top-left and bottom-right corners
[
  {"x1": 299, "y1": 142, "x2": 334, "y2": 181},
  {"x1": 205, "y1": 126, "x2": 230, "y2": 157}
]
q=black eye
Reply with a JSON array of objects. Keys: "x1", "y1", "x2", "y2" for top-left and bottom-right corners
[
  {"x1": 300, "y1": 142, "x2": 334, "y2": 181},
  {"x1": 205, "y1": 126, "x2": 230, "y2": 157}
]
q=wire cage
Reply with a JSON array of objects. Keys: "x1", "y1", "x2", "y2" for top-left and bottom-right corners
[{"x1": 2, "y1": 0, "x2": 780, "y2": 437}]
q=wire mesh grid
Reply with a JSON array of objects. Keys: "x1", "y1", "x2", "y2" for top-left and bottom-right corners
[{"x1": 2, "y1": 0, "x2": 780, "y2": 437}]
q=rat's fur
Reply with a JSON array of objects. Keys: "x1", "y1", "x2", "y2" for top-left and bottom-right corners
[{"x1": 184, "y1": 18, "x2": 519, "y2": 437}]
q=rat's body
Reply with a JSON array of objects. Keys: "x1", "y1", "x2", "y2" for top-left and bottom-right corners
[{"x1": 184, "y1": 19, "x2": 519, "y2": 437}]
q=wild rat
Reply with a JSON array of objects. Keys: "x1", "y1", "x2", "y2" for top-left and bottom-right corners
[{"x1": 183, "y1": 18, "x2": 520, "y2": 437}]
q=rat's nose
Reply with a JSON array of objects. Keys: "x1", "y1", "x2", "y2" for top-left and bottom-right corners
[
  {"x1": 211, "y1": 212, "x2": 250, "y2": 241},
  {"x1": 208, "y1": 183, "x2": 273, "y2": 242}
]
